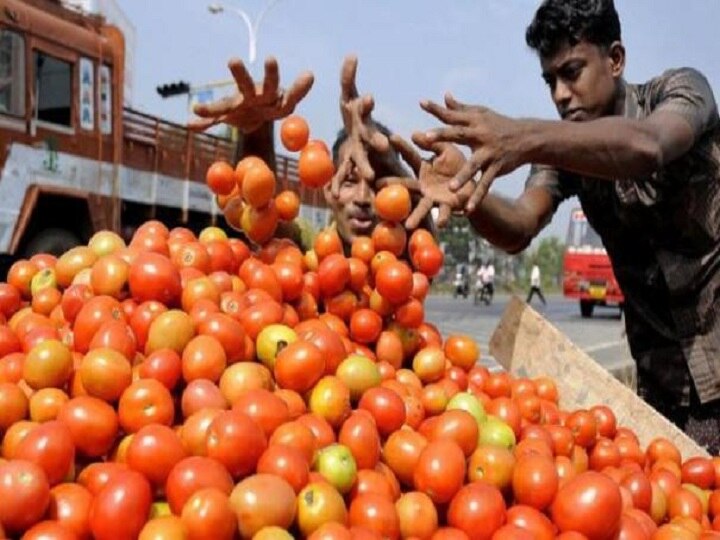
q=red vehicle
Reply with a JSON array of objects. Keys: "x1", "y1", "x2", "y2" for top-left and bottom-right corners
[{"x1": 563, "y1": 208, "x2": 624, "y2": 318}]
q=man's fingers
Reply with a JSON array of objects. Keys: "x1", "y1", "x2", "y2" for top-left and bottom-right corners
[
  {"x1": 405, "y1": 197, "x2": 434, "y2": 230},
  {"x1": 192, "y1": 95, "x2": 236, "y2": 117},
  {"x1": 376, "y1": 176, "x2": 421, "y2": 196},
  {"x1": 422, "y1": 126, "x2": 475, "y2": 145},
  {"x1": 466, "y1": 163, "x2": 500, "y2": 212},
  {"x1": 330, "y1": 158, "x2": 352, "y2": 198},
  {"x1": 360, "y1": 94, "x2": 375, "y2": 118},
  {"x1": 446, "y1": 92, "x2": 487, "y2": 114},
  {"x1": 367, "y1": 129, "x2": 389, "y2": 153},
  {"x1": 450, "y1": 157, "x2": 480, "y2": 192},
  {"x1": 390, "y1": 134, "x2": 423, "y2": 175},
  {"x1": 420, "y1": 100, "x2": 468, "y2": 126},
  {"x1": 411, "y1": 132, "x2": 450, "y2": 155},
  {"x1": 352, "y1": 147, "x2": 375, "y2": 182},
  {"x1": 437, "y1": 204, "x2": 452, "y2": 227},
  {"x1": 281, "y1": 71, "x2": 315, "y2": 113},
  {"x1": 340, "y1": 55, "x2": 359, "y2": 102},
  {"x1": 228, "y1": 58, "x2": 256, "y2": 97},
  {"x1": 262, "y1": 56, "x2": 280, "y2": 98},
  {"x1": 187, "y1": 116, "x2": 220, "y2": 131}
]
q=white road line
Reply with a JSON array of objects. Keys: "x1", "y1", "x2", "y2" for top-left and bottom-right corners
[{"x1": 583, "y1": 339, "x2": 626, "y2": 353}]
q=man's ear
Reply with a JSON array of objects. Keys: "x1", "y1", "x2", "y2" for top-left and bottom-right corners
[{"x1": 608, "y1": 41, "x2": 625, "y2": 79}]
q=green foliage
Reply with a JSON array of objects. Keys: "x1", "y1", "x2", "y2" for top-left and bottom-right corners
[
  {"x1": 437, "y1": 216, "x2": 474, "y2": 265},
  {"x1": 522, "y1": 236, "x2": 564, "y2": 289}
]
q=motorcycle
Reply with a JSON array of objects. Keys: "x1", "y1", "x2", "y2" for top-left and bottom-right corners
[{"x1": 453, "y1": 274, "x2": 470, "y2": 299}]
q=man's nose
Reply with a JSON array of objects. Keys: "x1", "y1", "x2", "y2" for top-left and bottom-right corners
[
  {"x1": 553, "y1": 81, "x2": 572, "y2": 109},
  {"x1": 357, "y1": 179, "x2": 373, "y2": 203}
]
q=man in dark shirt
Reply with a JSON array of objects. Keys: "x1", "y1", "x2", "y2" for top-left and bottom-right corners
[{"x1": 406, "y1": 0, "x2": 720, "y2": 453}]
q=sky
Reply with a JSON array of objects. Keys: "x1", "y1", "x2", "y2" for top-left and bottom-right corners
[{"x1": 116, "y1": 0, "x2": 720, "y2": 242}]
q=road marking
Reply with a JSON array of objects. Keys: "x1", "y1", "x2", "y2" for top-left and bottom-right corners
[{"x1": 583, "y1": 339, "x2": 626, "y2": 353}]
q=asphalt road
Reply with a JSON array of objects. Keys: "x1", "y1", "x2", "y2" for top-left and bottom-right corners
[{"x1": 425, "y1": 293, "x2": 635, "y2": 381}]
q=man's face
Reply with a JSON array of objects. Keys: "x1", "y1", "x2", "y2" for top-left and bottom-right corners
[
  {"x1": 325, "y1": 140, "x2": 404, "y2": 245},
  {"x1": 540, "y1": 40, "x2": 624, "y2": 122}
]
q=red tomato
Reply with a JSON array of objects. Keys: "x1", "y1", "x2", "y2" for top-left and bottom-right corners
[
  {"x1": 56, "y1": 396, "x2": 119, "y2": 458},
  {"x1": 15, "y1": 420, "x2": 75, "y2": 486},
  {"x1": 512, "y1": 454, "x2": 559, "y2": 511},
  {"x1": 118, "y1": 379, "x2": 175, "y2": 433},
  {"x1": 48, "y1": 482, "x2": 93, "y2": 540},
  {"x1": 180, "y1": 487, "x2": 236, "y2": 540},
  {"x1": 0, "y1": 459, "x2": 50, "y2": 534},
  {"x1": 128, "y1": 252, "x2": 182, "y2": 306},
  {"x1": 358, "y1": 387, "x2": 406, "y2": 438},
  {"x1": 414, "y1": 439, "x2": 466, "y2": 504},
  {"x1": 126, "y1": 424, "x2": 188, "y2": 487},
  {"x1": 206, "y1": 410, "x2": 267, "y2": 478},
  {"x1": 165, "y1": 456, "x2": 234, "y2": 515},
  {"x1": 257, "y1": 443, "x2": 310, "y2": 494},
  {"x1": 551, "y1": 471, "x2": 622, "y2": 540},
  {"x1": 447, "y1": 481, "x2": 506, "y2": 540},
  {"x1": 505, "y1": 505, "x2": 556, "y2": 540},
  {"x1": 338, "y1": 411, "x2": 382, "y2": 470},
  {"x1": 348, "y1": 493, "x2": 400, "y2": 539},
  {"x1": 89, "y1": 470, "x2": 152, "y2": 540}
]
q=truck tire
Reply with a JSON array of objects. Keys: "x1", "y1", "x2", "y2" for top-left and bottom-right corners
[
  {"x1": 23, "y1": 228, "x2": 81, "y2": 257},
  {"x1": 580, "y1": 300, "x2": 594, "y2": 318}
]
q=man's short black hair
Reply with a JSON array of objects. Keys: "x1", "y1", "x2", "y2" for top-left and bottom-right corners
[
  {"x1": 526, "y1": 0, "x2": 621, "y2": 58},
  {"x1": 331, "y1": 121, "x2": 393, "y2": 166}
]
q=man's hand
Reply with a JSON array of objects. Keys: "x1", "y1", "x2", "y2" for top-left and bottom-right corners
[
  {"x1": 189, "y1": 56, "x2": 314, "y2": 133},
  {"x1": 420, "y1": 93, "x2": 527, "y2": 212},
  {"x1": 388, "y1": 133, "x2": 472, "y2": 229},
  {"x1": 330, "y1": 56, "x2": 395, "y2": 198}
]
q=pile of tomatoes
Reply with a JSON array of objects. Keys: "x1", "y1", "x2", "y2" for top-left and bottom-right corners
[{"x1": 0, "y1": 123, "x2": 719, "y2": 540}]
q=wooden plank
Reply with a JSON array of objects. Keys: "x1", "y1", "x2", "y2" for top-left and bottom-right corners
[{"x1": 489, "y1": 296, "x2": 709, "y2": 459}]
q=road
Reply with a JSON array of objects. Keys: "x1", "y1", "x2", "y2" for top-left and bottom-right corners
[{"x1": 425, "y1": 293, "x2": 635, "y2": 382}]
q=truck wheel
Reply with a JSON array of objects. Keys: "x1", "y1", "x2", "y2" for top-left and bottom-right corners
[
  {"x1": 23, "y1": 228, "x2": 81, "y2": 257},
  {"x1": 580, "y1": 300, "x2": 594, "y2": 318}
]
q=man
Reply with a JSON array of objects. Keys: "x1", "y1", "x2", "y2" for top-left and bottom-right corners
[
  {"x1": 526, "y1": 263, "x2": 546, "y2": 306},
  {"x1": 406, "y1": 0, "x2": 720, "y2": 453}
]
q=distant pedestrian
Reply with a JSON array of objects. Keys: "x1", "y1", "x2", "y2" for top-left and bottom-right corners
[{"x1": 527, "y1": 264, "x2": 546, "y2": 306}]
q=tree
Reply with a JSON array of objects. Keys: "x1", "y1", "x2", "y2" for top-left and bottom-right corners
[{"x1": 522, "y1": 236, "x2": 564, "y2": 290}]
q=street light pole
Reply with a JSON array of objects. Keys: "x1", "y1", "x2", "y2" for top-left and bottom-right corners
[{"x1": 207, "y1": 0, "x2": 283, "y2": 65}]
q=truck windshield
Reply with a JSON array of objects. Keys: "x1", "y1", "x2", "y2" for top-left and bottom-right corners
[{"x1": 566, "y1": 210, "x2": 604, "y2": 249}]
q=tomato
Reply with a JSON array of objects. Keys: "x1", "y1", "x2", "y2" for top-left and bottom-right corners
[
  {"x1": 145, "y1": 309, "x2": 196, "y2": 355},
  {"x1": 15, "y1": 420, "x2": 74, "y2": 486},
  {"x1": 349, "y1": 493, "x2": 400, "y2": 538},
  {"x1": 338, "y1": 411, "x2": 381, "y2": 470},
  {"x1": 0, "y1": 459, "x2": 50, "y2": 533},
  {"x1": 128, "y1": 251, "x2": 182, "y2": 306},
  {"x1": 565, "y1": 410, "x2": 598, "y2": 448},
  {"x1": 372, "y1": 221, "x2": 407, "y2": 257},
  {"x1": 681, "y1": 457, "x2": 716, "y2": 490},
  {"x1": 358, "y1": 387, "x2": 406, "y2": 438},
  {"x1": 274, "y1": 340, "x2": 325, "y2": 394},
  {"x1": 620, "y1": 471, "x2": 652, "y2": 512},
  {"x1": 413, "y1": 346, "x2": 446, "y2": 384},
  {"x1": 57, "y1": 396, "x2": 118, "y2": 458},
  {"x1": 242, "y1": 163, "x2": 276, "y2": 208},
  {"x1": 296, "y1": 321, "x2": 347, "y2": 376},
  {"x1": 447, "y1": 481, "x2": 506, "y2": 540},
  {"x1": 197, "y1": 312, "x2": 247, "y2": 363},
  {"x1": 0, "y1": 282, "x2": 22, "y2": 318},
  {"x1": 468, "y1": 444, "x2": 516, "y2": 492},
  {"x1": 89, "y1": 469, "x2": 152, "y2": 540},
  {"x1": 126, "y1": 424, "x2": 188, "y2": 488},
  {"x1": 269, "y1": 421, "x2": 318, "y2": 465},
  {"x1": 206, "y1": 160, "x2": 237, "y2": 196},
  {"x1": 394, "y1": 491, "x2": 438, "y2": 539},
  {"x1": 512, "y1": 453, "x2": 559, "y2": 511},
  {"x1": 180, "y1": 487, "x2": 236, "y2": 540},
  {"x1": 278, "y1": 115, "x2": 310, "y2": 152},
  {"x1": 350, "y1": 308, "x2": 383, "y2": 344},
  {"x1": 79, "y1": 347, "x2": 133, "y2": 402},
  {"x1": 298, "y1": 413, "x2": 337, "y2": 449},
  {"x1": 443, "y1": 335, "x2": 479, "y2": 371},
  {"x1": 166, "y1": 456, "x2": 234, "y2": 515},
  {"x1": 297, "y1": 481, "x2": 348, "y2": 537},
  {"x1": 73, "y1": 296, "x2": 124, "y2": 353},
  {"x1": 138, "y1": 348, "x2": 182, "y2": 390},
  {"x1": 551, "y1": 471, "x2": 623, "y2": 539},
  {"x1": 23, "y1": 338, "x2": 74, "y2": 390},
  {"x1": 411, "y1": 244, "x2": 444, "y2": 278},
  {"x1": 589, "y1": 405, "x2": 617, "y2": 439},
  {"x1": 206, "y1": 410, "x2": 267, "y2": 478},
  {"x1": 118, "y1": 379, "x2": 175, "y2": 433},
  {"x1": 429, "y1": 409, "x2": 478, "y2": 458},
  {"x1": 414, "y1": 439, "x2": 466, "y2": 504},
  {"x1": 230, "y1": 473, "x2": 297, "y2": 537},
  {"x1": 129, "y1": 300, "x2": 167, "y2": 352},
  {"x1": 256, "y1": 443, "x2": 309, "y2": 494},
  {"x1": 275, "y1": 190, "x2": 301, "y2": 222},
  {"x1": 0, "y1": 381, "x2": 28, "y2": 430},
  {"x1": 667, "y1": 488, "x2": 704, "y2": 521},
  {"x1": 505, "y1": 505, "x2": 556, "y2": 540},
  {"x1": 18, "y1": 520, "x2": 77, "y2": 539},
  {"x1": 232, "y1": 388, "x2": 290, "y2": 438},
  {"x1": 375, "y1": 261, "x2": 413, "y2": 305},
  {"x1": 29, "y1": 388, "x2": 69, "y2": 422},
  {"x1": 299, "y1": 144, "x2": 334, "y2": 188},
  {"x1": 48, "y1": 482, "x2": 93, "y2": 540}
]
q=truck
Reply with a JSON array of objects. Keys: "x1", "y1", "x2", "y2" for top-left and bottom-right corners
[
  {"x1": 0, "y1": 0, "x2": 329, "y2": 271},
  {"x1": 562, "y1": 207, "x2": 624, "y2": 318}
]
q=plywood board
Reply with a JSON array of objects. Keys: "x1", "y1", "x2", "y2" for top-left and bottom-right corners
[{"x1": 489, "y1": 296, "x2": 708, "y2": 459}]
